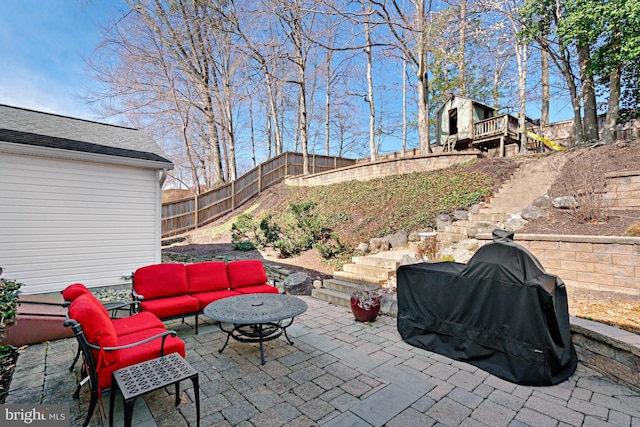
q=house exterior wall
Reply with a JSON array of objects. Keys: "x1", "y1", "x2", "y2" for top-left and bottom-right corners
[{"x1": 0, "y1": 152, "x2": 161, "y2": 294}]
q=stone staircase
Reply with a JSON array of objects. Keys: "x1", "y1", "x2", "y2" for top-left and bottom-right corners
[
  {"x1": 311, "y1": 153, "x2": 565, "y2": 310},
  {"x1": 311, "y1": 249, "x2": 415, "y2": 310},
  {"x1": 437, "y1": 153, "x2": 565, "y2": 246}
]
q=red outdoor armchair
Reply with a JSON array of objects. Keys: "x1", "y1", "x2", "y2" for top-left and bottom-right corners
[{"x1": 63, "y1": 288, "x2": 185, "y2": 426}]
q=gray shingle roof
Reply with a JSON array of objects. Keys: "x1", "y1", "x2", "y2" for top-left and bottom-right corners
[{"x1": 0, "y1": 104, "x2": 172, "y2": 166}]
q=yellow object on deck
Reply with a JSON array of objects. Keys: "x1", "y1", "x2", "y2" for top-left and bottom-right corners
[{"x1": 526, "y1": 131, "x2": 565, "y2": 151}]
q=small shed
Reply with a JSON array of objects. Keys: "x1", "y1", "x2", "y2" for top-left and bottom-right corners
[
  {"x1": 436, "y1": 95, "x2": 520, "y2": 155},
  {"x1": 0, "y1": 104, "x2": 173, "y2": 295}
]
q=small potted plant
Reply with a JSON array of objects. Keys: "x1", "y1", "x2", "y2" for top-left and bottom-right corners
[{"x1": 350, "y1": 281, "x2": 382, "y2": 322}]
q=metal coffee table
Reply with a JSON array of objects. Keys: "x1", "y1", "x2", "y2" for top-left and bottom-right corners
[{"x1": 203, "y1": 294, "x2": 308, "y2": 364}]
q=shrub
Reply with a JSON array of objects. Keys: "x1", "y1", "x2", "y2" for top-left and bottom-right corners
[
  {"x1": 259, "y1": 214, "x2": 281, "y2": 245},
  {"x1": 0, "y1": 268, "x2": 22, "y2": 356},
  {"x1": 416, "y1": 235, "x2": 438, "y2": 261},
  {"x1": 273, "y1": 233, "x2": 312, "y2": 258},
  {"x1": 624, "y1": 222, "x2": 640, "y2": 237},
  {"x1": 315, "y1": 231, "x2": 353, "y2": 260},
  {"x1": 555, "y1": 148, "x2": 610, "y2": 223},
  {"x1": 231, "y1": 214, "x2": 260, "y2": 250}
]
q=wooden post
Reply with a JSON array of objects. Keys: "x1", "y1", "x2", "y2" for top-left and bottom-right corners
[
  {"x1": 194, "y1": 194, "x2": 199, "y2": 230},
  {"x1": 231, "y1": 181, "x2": 235, "y2": 211},
  {"x1": 499, "y1": 136, "x2": 505, "y2": 158},
  {"x1": 285, "y1": 152, "x2": 288, "y2": 176},
  {"x1": 258, "y1": 164, "x2": 262, "y2": 193}
]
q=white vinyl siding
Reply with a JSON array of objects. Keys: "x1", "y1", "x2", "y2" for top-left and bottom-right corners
[{"x1": 0, "y1": 152, "x2": 161, "y2": 294}]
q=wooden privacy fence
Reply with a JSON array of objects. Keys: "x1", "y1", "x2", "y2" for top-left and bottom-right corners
[{"x1": 162, "y1": 152, "x2": 356, "y2": 237}]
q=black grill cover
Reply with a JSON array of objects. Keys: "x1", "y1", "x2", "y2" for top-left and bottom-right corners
[{"x1": 397, "y1": 230, "x2": 577, "y2": 385}]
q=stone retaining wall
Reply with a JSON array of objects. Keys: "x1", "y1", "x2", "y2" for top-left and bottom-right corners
[
  {"x1": 284, "y1": 152, "x2": 481, "y2": 186},
  {"x1": 606, "y1": 170, "x2": 640, "y2": 210},
  {"x1": 570, "y1": 317, "x2": 640, "y2": 390},
  {"x1": 477, "y1": 234, "x2": 640, "y2": 295}
]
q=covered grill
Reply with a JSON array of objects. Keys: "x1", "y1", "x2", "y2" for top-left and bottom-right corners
[{"x1": 397, "y1": 230, "x2": 577, "y2": 385}]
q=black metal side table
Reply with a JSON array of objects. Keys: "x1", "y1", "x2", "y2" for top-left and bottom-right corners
[{"x1": 109, "y1": 353, "x2": 200, "y2": 427}]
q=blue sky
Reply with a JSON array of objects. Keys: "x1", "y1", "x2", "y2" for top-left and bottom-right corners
[
  {"x1": 0, "y1": 0, "x2": 124, "y2": 121},
  {"x1": 0, "y1": 0, "x2": 574, "y2": 142}
]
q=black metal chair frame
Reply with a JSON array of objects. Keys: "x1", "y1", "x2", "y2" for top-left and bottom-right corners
[
  {"x1": 64, "y1": 316, "x2": 177, "y2": 427},
  {"x1": 64, "y1": 300, "x2": 140, "y2": 373}
]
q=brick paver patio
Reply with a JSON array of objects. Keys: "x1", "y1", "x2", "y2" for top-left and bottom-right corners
[{"x1": 7, "y1": 296, "x2": 640, "y2": 426}]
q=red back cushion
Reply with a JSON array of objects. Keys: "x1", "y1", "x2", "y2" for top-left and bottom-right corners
[
  {"x1": 69, "y1": 294, "x2": 119, "y2": 367},
  {"x1": 186, "y1": 262, "x2": 230, "y2": 293},
  {"x1": 133, "y1": 263, "x2": 188, "y2": 299},
  {"x1": 227, "y1": 260, "x2": 269, "y2": 289},
  {"x1": 62, "y1": 283, "x2": 91, "y2": 301}
]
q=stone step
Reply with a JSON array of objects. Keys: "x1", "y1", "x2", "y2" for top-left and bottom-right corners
[
  {"x1": 332, "y1": 271, "x2": 387, "y2": 286},
  {"x1": 444, "y1": 225, "x2": 470, "y2": 235},
  {"x1": 342, "y1": 263, "x2": 394, "y2": 280},
  {"x1": 450, "y1": 220, "x2": 476, "y2": 227},
  {"x1": 437, "y1": 232, "x2": 468, "y2": 243},
  {"x1": 470, "y1": 213, "x2": 511, "y2": 222},
  {"x1": 311, "y1": 288, "x2": 350, "y2": 308},
  {"x1": 352, "y1": 255, "x2": 401, "y2": 270},
  {"x1": 322, "y1": 278, "x2": 359, "y2": 294}
]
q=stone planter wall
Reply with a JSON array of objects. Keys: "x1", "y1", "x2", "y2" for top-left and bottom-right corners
[{"x1": 477, "y1": 234, "x2": 640, "y2": 295}]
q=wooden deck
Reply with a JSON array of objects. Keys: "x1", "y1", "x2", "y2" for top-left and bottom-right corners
[{"x1": 472, "y1": 114, "x2": 520, "y2": 153}]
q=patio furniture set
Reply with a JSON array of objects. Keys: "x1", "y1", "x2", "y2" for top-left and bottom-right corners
[{"x1": 62, "y1": 259, "x2": 307, "y2": 427}]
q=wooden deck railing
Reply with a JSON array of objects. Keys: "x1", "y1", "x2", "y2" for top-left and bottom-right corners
[
  {"x1": 473, "y1": 114, "x2": 519, "y2": 139},
  {"x1": 161, "y1": 152, "x2": 355, "y2": 238}
]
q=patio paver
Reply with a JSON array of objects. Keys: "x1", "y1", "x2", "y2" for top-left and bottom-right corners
[{"x1": 6, "y1": 296, "x2": 640, "y2": 426}]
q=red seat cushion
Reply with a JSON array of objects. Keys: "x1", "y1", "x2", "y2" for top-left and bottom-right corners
[
  {"x1": 140, "y1": 295, "x2": 199, "y2": 319},
  {"x1": 186, "y1": 262, "x2": 230, "y2": 293},
  {"x1": 62, "y1": 283, "x2": 92, "y2": 301},
  {"x1": 227, "y1": 260, "x2": 269, "y2": 290},
  {"x1": 95, "y1": 327, "x2": 186, "y2": 390},
  {"x1": 113, "y1": 312, "x2": 165, "y2": 336},
  {"x1": 234, "y1": 284, "x2": 279, "y2": 294},
  {"x1": 133, "y1": 263, "x2": 189, "y2": 299},
  {"x1": 69, "y1": 294, "x2": 119, "y2": 367},
  {"x1": 192, "y1": 290, "x2": 241, "y2": 310}
]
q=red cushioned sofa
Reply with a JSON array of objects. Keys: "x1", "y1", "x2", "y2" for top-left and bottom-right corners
[
  {"x1": 62, "y1": 284, "x2": 185, "y2": 427},
  {"x1": 132, "y1": 259, "x2": 279, "y2": 334}
]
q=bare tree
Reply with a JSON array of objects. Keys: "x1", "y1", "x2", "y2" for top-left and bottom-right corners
[
  {"x1": 371, "y1": 0, "x2": 434, "y2": 154},
  {"x1": 126, "y1": 0, "x2": 227, "y2": 184},
  {"x1": 273, "y1": 0, "x2": 320, "y2": 174},
  {"x1": 363, "y1": 1, "x2": 377, "y2": 161}
]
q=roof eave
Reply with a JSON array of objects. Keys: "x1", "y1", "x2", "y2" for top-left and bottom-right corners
[{"x1": 0, "y1": 141, "x2": 174, "y2": 170}]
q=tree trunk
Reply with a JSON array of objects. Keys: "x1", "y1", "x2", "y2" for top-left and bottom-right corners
[
  {"x1": 579, "y1": 45, "x2": 599, "y2": 143},
  {"x1": 365, "y1": 3, "x2": 377, "y2": 162},
  {"x1": 516, "y1": 43, "x2": 528, "y2": 154},
  {"x1": 458, "y1": 0, "x2": 467, "y2": 96},
  {"x1": 402, "y1": 54, "x2": 407, "y2": 157},
  {"x1": 601, "y1": 67, "x2": 621, "y2": 144},
  {"x1": 417, "y1": 2, "x2": 431, "y2": 154},
  {"x1": 249, "y1": 98, "x2": 257, "y2": 167},
  {"x1": 541, "y1": 47, "x2": 549, "y2": 137},
  {"x1": 325, "y1": 49, "x2": 332, "y2": 156}
]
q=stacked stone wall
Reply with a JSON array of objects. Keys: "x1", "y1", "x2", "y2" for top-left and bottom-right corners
[
  {"x1": 285, "y1": 152, "x2": 480, "y2": 186},
  {"x1": 477, "y1": 234, "x2": 640, "y2": 295},
  {"x1": 606, "y1": 171, "x2": 640, "y2": 210}
]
